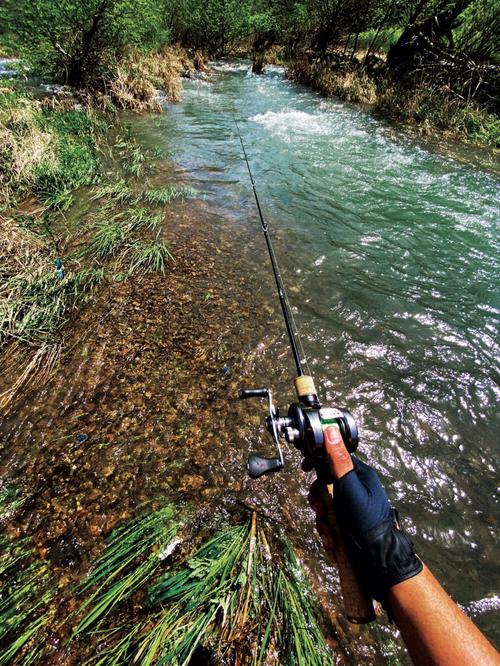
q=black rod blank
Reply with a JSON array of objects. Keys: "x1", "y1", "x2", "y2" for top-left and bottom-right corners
[{"x1": 235, "y1": 120, "x2": 304, "y2": 377}]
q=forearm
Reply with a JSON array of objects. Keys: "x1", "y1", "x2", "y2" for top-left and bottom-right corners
[{"x1": 388, "y1": 564, "x2": 500, "y2": 666}]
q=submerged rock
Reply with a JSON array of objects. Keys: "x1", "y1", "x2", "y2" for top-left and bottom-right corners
[{"x1": 48, "y1": 529, "x2": 83, "y2": 567}]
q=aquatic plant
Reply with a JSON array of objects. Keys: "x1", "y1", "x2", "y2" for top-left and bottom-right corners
[
  {"x1": 141, "y1": 186, "x2": 195, "y2": 206},
  {"x1": 0, "y1": 484, "x2": 26, "y2": 523},
  {"x1": 145, "y1": 515, "x2": 330, "y2": 665},
  {"x1": 77, "y1": 511, "x2": 331, "y2": 665},
  {"x1": 73, "y1": 504, "x2": 179, "y2": 636},
  {"x1": 123, "y1": 146, "x2": 146, "y2": 178},
  {"x1": 84, "y1": 222, "x2": 127, "y2": 260},
  {"x1": 274, "y1": 537, "x2": 332, "y2": 665},
  {"x1": 127, "y1": 237, "x2": 174, "y2": 275},
  {"x1": 0, "y1": 537, "x2": 55, "y2": 665},
  {"x1": 126, "y1": 207, "x2": 163, "y2": 231},
  {"x1": 90, "y1": 180, "x2": 133, "y2": 203}
]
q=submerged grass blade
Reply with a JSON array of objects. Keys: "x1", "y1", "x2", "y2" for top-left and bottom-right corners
[
  {"x1": 0, "y1": 484, "x2": 26, "y2": 523},
  {"x1": 126, "y1": 207, "x2": 163, "y2": 231},
  {"x1": 74, "y1": 504, "x2": 179, "y2": 636},
  {"x1": 127, "y1": 237, "x2": 173, "y2": 275},
  {"x1": 275, "y1": 537, "x2": 331, "y2": 665},
  {"x1": 0, "y1": 535, "x2": 55, "y2": 665},
  {"x1": 141, "y1": 186, "x2": 195, "y2": 206},
  {"x1": 84, "y1": 222, "x2": 127, "y2": 260},
  {"x1": 90, "y1": 180, "x2": 133, "y2": 203}
]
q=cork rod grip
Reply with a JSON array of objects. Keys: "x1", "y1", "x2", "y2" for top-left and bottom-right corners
[{"x1": 326, "y1": 484, "x2": 376, "y2": 623}]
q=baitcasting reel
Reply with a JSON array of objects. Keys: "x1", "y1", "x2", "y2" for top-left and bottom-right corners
[{"x1": 239, "y1": 383, "x2": 359, "y2": 481}]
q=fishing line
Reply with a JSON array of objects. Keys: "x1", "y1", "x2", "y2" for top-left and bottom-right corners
[{"x1": 233, "y1": 118, "x2": 312, "y2": 379}]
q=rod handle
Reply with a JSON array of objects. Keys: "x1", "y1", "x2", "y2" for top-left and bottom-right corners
[{"x1": 325, "y1": 483, "x2": 376, "y2": 624}]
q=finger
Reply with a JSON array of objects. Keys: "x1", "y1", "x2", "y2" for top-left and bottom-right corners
[{"x1": 324, "y1": 425, "x2": 354, "y2": 480}]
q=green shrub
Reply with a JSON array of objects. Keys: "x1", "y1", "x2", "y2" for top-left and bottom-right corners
[{"x1": 34, "y1": 137, "x2": 100, "y2": 197}]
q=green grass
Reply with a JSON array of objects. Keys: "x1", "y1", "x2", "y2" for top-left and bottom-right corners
[
  {"x1": 33, "y1": 107, "x2": 103, "y2": 200},
  {"x1": 114, "y1": 134, "x2": 148, "y2": 178},
  {"x1": 0, "y1": 484, "x2": 25, "y2": 522},
  {"x1": 126, "y1": 207, "x2": 163, "y2": 230},
  {"x1": 90, "y1": 179, "x2": 134, "y2": 203},
  {"x1": 85, "y1": 222, "x2": 127, "y2": 260},
  {"x1": 353, "y1": 27, "x2": 403, "y2": 54},
  {"x1": 37, "y1": 108, "x2": 107, "y2": 137},
  {"x1": 144, "y1": 515, "x2": 331, "y2": 664},
  {"x1": 73, "y1": 504, "x2": 180, "y2": 636},
  {"x1": 123, "y1": 146, "x2": 146, "y2": 177},
  {"x1": 141, "y1": 186, "x2": 196, "y2": 206},
  {"x1": 34, "y1": 137, "x2": 100, "y2": 199},
  {"x1": 0, "y1": 85, "x2": 103, "y2": 207},
  {"x1": 0, "y1": 536, "x2": 54, "y2": 665},
  {"x1": 1, "y1": 266, "x2": 104, "y2": 345},
  {"x1": 127, "y1": 236, "x2": 174, "y2": 275},
  {"x1": 76, "y1": 511, "x2": 332, "y2": 665},
  {"x1": 42, "y1": 189, "x2": 74, "y2": 211}
]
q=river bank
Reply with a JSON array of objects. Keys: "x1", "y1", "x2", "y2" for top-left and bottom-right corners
[{"x1": 0, "y1": 48, "x2": 206, "y2": 410}]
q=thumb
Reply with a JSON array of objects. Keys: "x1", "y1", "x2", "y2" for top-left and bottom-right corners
[{"x1": 324, "y1": 425, "x2": 354, "y2": 480}]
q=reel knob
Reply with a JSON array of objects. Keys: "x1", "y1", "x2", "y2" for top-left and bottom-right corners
[{"x1": 247, "y1": 455, "x2": 283, "y2": 479}]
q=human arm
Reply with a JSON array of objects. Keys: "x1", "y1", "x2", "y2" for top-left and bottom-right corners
[
  {"x1": 311, "y1": 425, "x2": 500, "y2": 666},
  {"x1": 388, "y1": 565, "x2": 499, "y2": 665}
]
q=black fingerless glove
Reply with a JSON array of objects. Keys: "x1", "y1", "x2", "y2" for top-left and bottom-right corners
[
  {"x1": 346, "y1": 507, "x2": 422, "y2": 604},
  {"x1": 334, "y1": 457, "x2": 423, "y2": 606}
]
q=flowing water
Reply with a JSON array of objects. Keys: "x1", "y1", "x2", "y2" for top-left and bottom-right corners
[
  {"x1": 139, "y1": 60, "x2": 500, "y2": 637},
  {"x1": 1, "y1": 61, "x2": 499, "y2": 663}
]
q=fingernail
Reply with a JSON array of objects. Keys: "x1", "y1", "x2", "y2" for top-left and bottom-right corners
[{"x1": 325, "y1": 425, "x2": 341, "y2": 444}]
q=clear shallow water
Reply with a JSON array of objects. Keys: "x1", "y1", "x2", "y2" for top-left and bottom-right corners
[{"x1": 149, "y1": 62, "x2": 500, "y2": 640}]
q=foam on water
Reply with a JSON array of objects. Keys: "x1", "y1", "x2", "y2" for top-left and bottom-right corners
[
  {"x1": 210, "y1": 61, "x2": 250, "y2": 72},
  {"x1": 251, "y1": 109, "x2": 330, "y2": 136}
]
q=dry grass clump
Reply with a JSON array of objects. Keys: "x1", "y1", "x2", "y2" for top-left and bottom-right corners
[
  {"x1": 0, "y1": 214, "x2": 49, "y2": 282},
  {"x1": 110, "y1": 68, "x2": 161, "y2": 113},
  {"x1": 191, "y1": 49, "x2": 208, "y2": 72},
  {"x1": 317, "y1": 67, "x2": 377, "y2": 104},
  {"x1": 288, "y1": 56, "x2": 376, "y2": 104},
  {"x1": 0, "y1": 99, "x2": 55, "y2": 206},
  {"x1": 110, "y1": 47, "x2": 185, "y2": 112}
]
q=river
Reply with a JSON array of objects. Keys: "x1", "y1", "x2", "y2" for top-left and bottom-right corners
[{"x1": 1, "y1": 60, "x2": 498, "y2": 663}]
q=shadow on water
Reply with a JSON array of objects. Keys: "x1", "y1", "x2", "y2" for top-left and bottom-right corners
[{"x1": 0, "y1": 61, "x2": 499, "y2": 663}]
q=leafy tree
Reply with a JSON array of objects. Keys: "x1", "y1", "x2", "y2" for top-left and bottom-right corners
[{"x1": 0, "y1": 0, "x2": 170, "y2": 86}]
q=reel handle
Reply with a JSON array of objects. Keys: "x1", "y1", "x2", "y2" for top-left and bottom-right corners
[
  {"x1": 239, "y1": 388, "x2": 269, "y2": 399},
  {"x1": 247, "y1": 455, "x2": 283, "y2": 478},
  {"x1": 322, "y1": 479, "x2": 376, "y2": 624}
]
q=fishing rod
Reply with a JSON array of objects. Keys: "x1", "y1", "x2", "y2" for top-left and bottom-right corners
[{"x1": 235, "y1": 119, "x2": 376, "y2": 624}]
